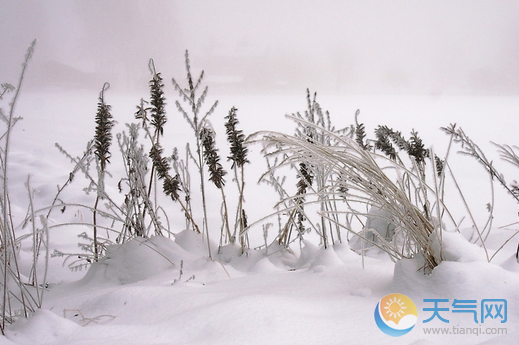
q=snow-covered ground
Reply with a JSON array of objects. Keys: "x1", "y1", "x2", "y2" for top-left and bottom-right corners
[{"x1": 2, "y1": 89, "x2": 519, "y2": 344}]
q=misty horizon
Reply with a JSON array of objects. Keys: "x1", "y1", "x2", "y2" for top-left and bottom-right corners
[{"x1": 2, "y1": 0, "x2": 519, "y2": 95}]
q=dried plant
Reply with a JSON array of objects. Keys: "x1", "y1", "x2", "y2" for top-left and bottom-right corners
[
  {"x1": 172, "y1": 50, "x2": 218, "y2": 259},
  {"x1": 224, "y1": 107, "x2": 249, "y2": 250},
  {"x1": 149, "y1": 142, "x2": 200, "y2": 234},
  {"x1": 170, "y1": 146, "x2": 196, "y2": 233},
  {"x1": 250, "y1": 89, "x2": 449, "y2": 273},
  {"x1": 0, "y1": 40, "x2": 39, "y2": 334},
  {"x1": 149, "y1": 60, "x2": 167, "y2": 139},
  {"x1": 117, "y1": 123, "x2": 164, "y2": 238},
  {"x1": 92, "y1": 82, "x2": 114, "y2": 261},
  {"x1": 201, "y1": 127, "x2": 227, "y2": 189},
  {"x1": 443, "y1": 124, "x2": 519, "y2": 259},
  {"x1": 257, "y1": 121, "x2": 443, "y2": 272},
  {"x1": 277, "y1": 90, "x2": 349, "y2": 248},
  {"x1": 200, "y1": 126, "x2": 231, "y2": 246},
  {"x1": 354, "y1": 109, "x2": 371, "y2": 151}
]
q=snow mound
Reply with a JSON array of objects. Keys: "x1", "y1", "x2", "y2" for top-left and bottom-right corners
[
  {"x1": 332, "y1": 242, "x2": 361, "y2": 263},
  {"x1": 174, "y1": 229, "x2": 211, "y2": 256},
  {"x1": 6, "y1": 309, "x2": 80, "y2": 345},
  {"x1": 393, "y1": 258, "x2": 519, "y2": 298},
  {"x1": 308, "y1": 245, "x2": 344, "y2": 272},
  {"x1": 295, "y1": 240, "x2": 359, "y2": 272},
  {"x1": 431, "y1": 229, "x2": 486, "y2": 262},
  {"x1": 296, "y1": 240, "x2": 320, "y2": 268},
  {"x1": 80, "y1": 236, "x2": 185, "y2": 285},
  {"x1": 249, "y1": 256, "x2": 282, "y2": 274}
]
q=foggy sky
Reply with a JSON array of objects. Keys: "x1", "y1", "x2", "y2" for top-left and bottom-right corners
[{"x1": 2, "y1": 0, "x2": 519, "y2": 94}]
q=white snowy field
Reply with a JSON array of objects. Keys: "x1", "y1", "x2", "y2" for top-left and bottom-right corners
[{"x1": 1, "y1": 89, "x2": 519, "y2": 344}]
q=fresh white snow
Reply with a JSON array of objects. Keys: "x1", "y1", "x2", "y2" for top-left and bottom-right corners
[{"x1": 2, "y1": 90, "x2": 519, "y2": 344}]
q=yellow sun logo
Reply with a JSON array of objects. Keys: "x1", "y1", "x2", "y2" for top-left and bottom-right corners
[
  {"x1": 375, "y1": 293, "x2": 418, "y2": 337},
  {"x1": 380, "y1": 293, "x2": 418, "y2": 325},
  {"x1": 384, "y1": 296, "x2": 407, "y2": 321}
]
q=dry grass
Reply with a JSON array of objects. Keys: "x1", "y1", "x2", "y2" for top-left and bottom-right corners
[{"x1": 253, "y1": 116, "x2": 444, "y2": 273}]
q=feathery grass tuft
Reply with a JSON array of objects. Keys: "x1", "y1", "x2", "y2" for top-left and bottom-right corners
[
  {"x1": 354, "y1": 109, "x2": 371, "y2": 151},
  {"x1": 93, "y1": 82, "x2": 114, "y2": 260},
  {"x1": 201, "y1": 127, "x2": 227, "y2": 189},
  {"x1": 149, "y1": 143, "x2": 182, "y2": 201},
  {"x1": 224, "y1": 107, "x2": 250, "y2": 249},
  {"x1": 149, "y1": 59, "x2": 167, "y2": 138},
  {"x1": 94, "y1": 83, "x2": 114, "y2": 171},
  {"x1": 200, "y1": 126, "x2": 233, "y2": 246},
  {"x1": 225, "y1": 107, "x2": 249, "y2": 169}
]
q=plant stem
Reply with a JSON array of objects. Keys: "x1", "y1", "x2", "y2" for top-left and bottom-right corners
[
  {"x1": 196, "y1": 137, "x2": 212, "y2": 258},
  {"x1": 220, "y1": 188, "x2": 231, "y2": 241},
  {"x1": 93, "y1": 196, "x2": 100, "y2": 261},
  {"x1": 1, "y1": 40, "x2": 35, "y2": 331}
]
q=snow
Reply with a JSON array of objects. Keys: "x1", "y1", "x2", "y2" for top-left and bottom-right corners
[
  {"x1": 2, "y1": 90, "x2": 519, "y2": 344},
  {"x1": 6, "y1": 232, "x2": 518, "y2": 344}
]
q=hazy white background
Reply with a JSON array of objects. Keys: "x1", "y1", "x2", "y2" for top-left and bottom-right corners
[
  {"x1": 2, "y1": 0, "x2": 519, "y2": 95},
  {"x1": 1, "y1": 5, "x2": 519, "y2": 344},
  {"x1": 1, "y1": 0, "x2": 519, "y2": 228}
]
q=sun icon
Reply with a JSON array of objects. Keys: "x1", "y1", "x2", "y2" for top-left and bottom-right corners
[
  {"x1": 375, "y1": 293, "x2": 418, "y2": 336},
  {"x1": 384, "y1": 297, "x2": 407, "y2": 321},
  {"x1": 379, "y1": 293, "x2": 417, "y2": 325}
]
